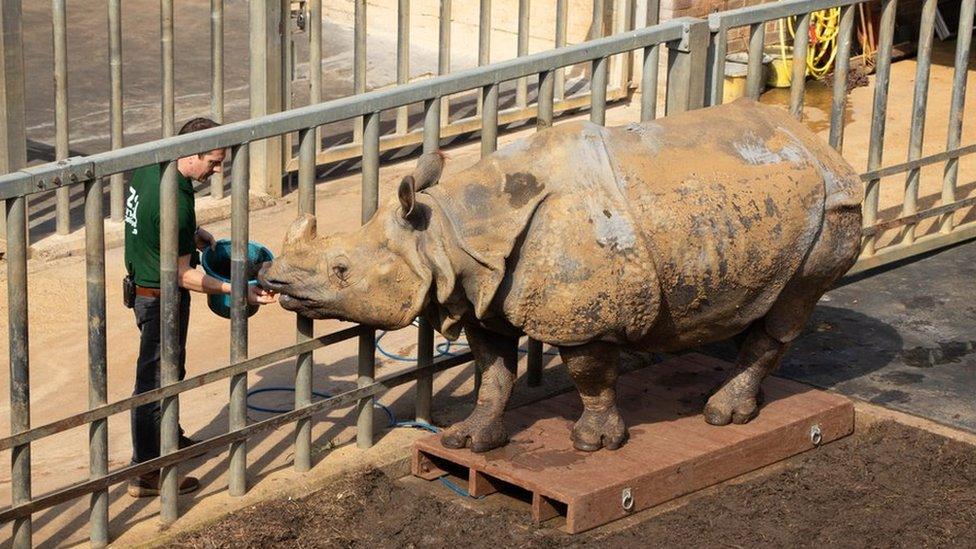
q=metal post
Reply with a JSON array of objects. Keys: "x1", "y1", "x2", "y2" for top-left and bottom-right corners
[
  {"x1": 85, "y1": 176, "x2": 109, "y2": 548},
  {"x1": 555, "y1": 0, "x2": 567, "y2": 100},
  {"x1": 863, "y1": 0, "x2": 898, "y2": 256},
  {"x1": 108, "y1": 0, "x2": 124, "y2": 221},
  {"x1": 229, "y1": 143, "x2": 249, "y2": 494},
  {"x1": 526, "y1": 339, "x2": 543, "y2": 387},
  {"x1": 828, "y1": 5, "x2": 855, "y2": 151},
  {"x1": 537, "y1": 70, "x2": 554, "y2": 128},
  {"x1": 942, "y1": 0, "x2": 974, "y2": 233},
  {"x1": 640, "y1": 0, "x2": 660, "y2": 121},
  {"x1": 354, "y1": 0, "x2": 366, "y2": 143},
  {"x1": 591, "y1": 56, "x2": 608, "y2": 125},
  {"x1": 416, "y1": 99, "x2": 440, "y2": 424},
  {"x1": 397, "y1": 0, "x2": 410, "y2": 134},
  {"x1": 745, "y1": 22, "x2": 765, "y2": 100},
  {"x1": 477, "y1": 0, "x2": 491, "y2": 115},
  {"x1": 249, "y1": 0, "x2": 284, "y2": 197},
  {"x1": 481, "y1": 84, "x2": 499, "y2": 157},
  {"x1": 53, "y1": 0, "x2": 70, "y2": 235},
  {"x1": 211, "y1": 0, "x2": 225, "y2": 200},
  {"x1": 516, "y1": 0, "x2": 530, "y2": 109},
  {"x1": 705, "y1": 25, "x2": 728, "y2": 107},
  {"x1": 592, "y1": 0, "x2": 605, "y2": 39},
  {"x1": 281, "y1": 0, "x2": 293, "y2": 180},
  {"x1": 309, "y1": 0, "x2": 322, "y2": 154},
  {"x1": 903, "y1": 0, "x2": 937, "y2": 244},
  {"x1": 358, "y1": 112, "x2": 380, "y2": 449},
  {"x1": 161, "y1": 0, "x2": 175, "y2": 137},
  {"x1": 295, "y1": 130, "x2": 314, "y2": 470},
  {"x1": 789, "y1": 12, "x2": 810, "y2": 119},
  {"x1": 666, "y1": 20, "x2": 709, "y2": 115},
  {"x1": 1, "y1": 3, "x2": 30, "y2": 542},
  {"x1": 159, "y1": 161, "x2": 181, "y2": 524},
  {"x1": 438, "y1": 0, "x2": 451, "y2": 127}
]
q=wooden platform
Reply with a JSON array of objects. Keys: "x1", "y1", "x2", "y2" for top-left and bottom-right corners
[{"x1": 412, "y1": 353, "x2": 853, "y2": 533}]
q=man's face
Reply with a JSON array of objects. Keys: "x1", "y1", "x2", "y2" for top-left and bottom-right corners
[{"x1": 185, "y1": 149, "x2": 226, "y2": 182}]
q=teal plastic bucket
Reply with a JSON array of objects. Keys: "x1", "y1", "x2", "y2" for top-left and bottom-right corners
[{"x1": 200, "y1": 239, "x2": 274, "y2": 319}]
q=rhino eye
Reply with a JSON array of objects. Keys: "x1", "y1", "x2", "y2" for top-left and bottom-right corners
[{"x1": 331, "y1": 261, "x2": 350, "y2": 286}]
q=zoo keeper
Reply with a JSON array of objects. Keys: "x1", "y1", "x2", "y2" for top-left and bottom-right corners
[{"x1": 123, "y1": 117, "x2": 277, "y2": 498}]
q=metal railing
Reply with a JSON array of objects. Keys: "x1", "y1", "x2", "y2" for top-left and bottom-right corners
[
  {"x1": 2, "y1": 0, "x2": 975, "y2": 545},
  {"x1": 0, "y1": 15, "x2": 695, "y2": 547}
]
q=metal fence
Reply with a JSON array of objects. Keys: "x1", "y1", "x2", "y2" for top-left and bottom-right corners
[{"x1": 1, "y1": 0, "x2": 975, "y2": 546}]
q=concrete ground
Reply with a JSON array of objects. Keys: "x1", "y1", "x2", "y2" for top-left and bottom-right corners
[{"x1": 0, "y1": 21, "x2": 974, "y2": 549}]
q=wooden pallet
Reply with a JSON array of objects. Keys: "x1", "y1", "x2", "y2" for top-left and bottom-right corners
[{"x1": 413, "y1": 353, "x2": 853, "y2": 533}]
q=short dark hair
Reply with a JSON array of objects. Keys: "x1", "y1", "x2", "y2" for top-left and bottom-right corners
[{"x1": 178, "y1": 117, "x2": 220, "y2": 135}]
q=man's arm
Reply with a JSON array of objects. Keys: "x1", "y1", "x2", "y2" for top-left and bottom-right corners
[{"x1": 178, "y1": 254, "x2": 230, "y2": 294}]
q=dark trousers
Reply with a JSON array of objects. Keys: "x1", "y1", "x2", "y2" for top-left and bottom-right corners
[{"x1": 131, "y1": 289, "x2": 190, "y2": 464}]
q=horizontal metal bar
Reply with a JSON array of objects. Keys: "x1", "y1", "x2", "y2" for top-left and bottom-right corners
[
  {"x1": 861, "y1": 195, "x2": 976, "y2": 237},
  {"x1": 849, "y1": 219, "x2": 976, "y2": 275},
  {"x1": 0, "y1": 20, "x2": 689, "y2": 200},
  {"x1": 0, "y1": 326, "x2": 364, "y2": 451},
  {"x1": 0, "y1": 351, "x2": 474, "y2": 522},
  {"x1": 859, "y1": 143, "x2": 976, "y2": 182},
  {"x1": 709, "y1": 0, "x2": 867, "y2": 30}
]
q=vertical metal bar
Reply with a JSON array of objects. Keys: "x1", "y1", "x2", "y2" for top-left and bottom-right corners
[
  {"x1": 53, "y1": 0, "x2": 70, "y2": 235},
  {"x1": 354, "y1": 0, "x2": 366, "y2": 143},
  {"x1": 161, "y1": 0, "x2": 175, "y2": 137},
  {"x1": 942, "y1": 0, "x2": 975, "y2": 233},
  {"x1": 159, "y1": 161, "x2": 181, "y2": 523},
  {"x1": 555, "y1": 0, "x2": 567, "y2": 100},
  {"x1": 281, "y1": 0, "x2": 293, "y2": 178},
  {"x1": 640, "y1": 0, "x2": 660, "y2": 121},
  {"x1": 903, "y1": 0, "x2": 938, "y2": 244},
  {"x1": 228, "y1": 143, "x2": 249, "y2": 495},
  {"x1": 2, "y1": 2, "x2": 30, "y2": 544},
  {"x1": 309, "y1": 0, "x2": 322, "y2": 154},
  {"x1": 438, "y1": 0, "x2": 451, "y2": 127},
  {"x1": 415, "y1": 100, "x2": 440, "y2": 424},
  {"x1": 6, "y1": 196, "x2": 31, "y2": 549},
  {"x1": 667, "y1": 20, "x2": 709, "y2": 115},
  {"x1": 294, "y1": 130, "x2": 315, "y2": 471},
  {"x1": 85, "y1": 177, "x2": 108, "y2": 547},
  {"x1": 705, "y1": 25, "x2": 728, "y2": 107},
  {"x1": 358, "y1": 112, "x2": 380, "y2": 449},
  {"x1": 537, "y1": 70, "x2": 554, "y2": 128},
  {"x1": 864, "y1": 0, "x2": 898, "y2": 256},
  {"x1": 526, "y1": 339, "x2": 544, "y2": 387},
  {"x1": 481, "y1": 84, "x2": 499, "y2": 157},
  {"x1": 396, "y1": 0, "x2": 410, "y2": 134},
  {"x1": 592, "y1": 0, "x2": 605, "y2": 39},
  {"x1": 789, "y1": 12, "x2": 810, "y2": 119},
  {"x1": 516, "y1": 0, "x2": 530, "y2": 108},
  {"x1": 591, "y1": 56, "x2": 608, "y2": 125},
  {"x1": 109, "y1": 0, "x2": 124, "y2": 221},
  {"x1": 210, "y1": 0, "x2": 225, "y2": 200},
  {"x1": 745, "y1": 22, "x2": 765, "y2": 100},
  {"x1": 477, "y1": 0, "x2": 491, "y2": 115},
  {"x1": 828, "y1": 5, "x2": 855, "y2": 152}
]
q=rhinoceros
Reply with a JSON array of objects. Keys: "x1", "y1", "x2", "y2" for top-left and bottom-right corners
[{"x1": 258, "y1": 99, "x2": 862, "y2": 453}]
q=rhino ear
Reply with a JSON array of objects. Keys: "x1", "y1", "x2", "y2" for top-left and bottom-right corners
[
  {"x1": 412, "y1": 150, "x2": 445, "y2": 191},
  {"x1": 283, "y1": 214, "x2": 317, "y2": 249},
  {"x1": 398, "y1": 175, "x2": 417, "y2": 219}
]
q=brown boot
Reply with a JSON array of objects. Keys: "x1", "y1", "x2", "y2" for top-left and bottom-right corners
[{"x1": 127, "y1": 470, "x2": 200, "y2": 498}]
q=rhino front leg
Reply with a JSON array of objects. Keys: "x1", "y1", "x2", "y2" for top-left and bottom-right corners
[
  {"x1": 559, "y1": 342, "x2": 627, "y2": 451},
  {"x1": 441, "y1": 325, "x2": 518, "y2": 452}
]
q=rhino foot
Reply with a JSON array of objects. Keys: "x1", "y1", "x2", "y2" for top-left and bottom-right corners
[
  {"x1": 441, "y1": 418, "x2": 509, "y2": 453},
  {"x1": 572, "y1": 408, "x2": 628, "y2": 452},
  {"x1": 703, "y1": 387, "x2": 765, "y2": 426}
]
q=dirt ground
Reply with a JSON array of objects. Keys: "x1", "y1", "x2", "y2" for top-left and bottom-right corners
[{"x1": 167, "y1": 421, "x2": 976, "y2": 548}]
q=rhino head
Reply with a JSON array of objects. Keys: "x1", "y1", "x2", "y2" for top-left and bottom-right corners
[{"x1": 258, "y1": 152, "x2": 446, "y2": 330}]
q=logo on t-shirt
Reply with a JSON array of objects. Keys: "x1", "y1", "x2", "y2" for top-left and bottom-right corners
[{"x1": 124, "y1": 186, "x2": 140, "y2": 235}]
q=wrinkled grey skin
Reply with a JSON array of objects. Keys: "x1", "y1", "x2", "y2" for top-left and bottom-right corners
[{"x1": 259, "y1": 100, "x2": 863, "y2": 453}]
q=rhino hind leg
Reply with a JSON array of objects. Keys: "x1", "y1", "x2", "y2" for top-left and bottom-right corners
[
  {"x1": 559, "y1": 341, "x2": 627, "y2": 452},
  {"x1": 441, "y1": 325, "x2": 518, "y2": 453}
]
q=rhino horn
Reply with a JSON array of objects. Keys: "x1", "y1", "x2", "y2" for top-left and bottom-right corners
[
  {"x1": 411, "y1": 150, "x2": 445, "y2": 191},
  {"x1": 283, "y1": 213, "x2": 317, "y2": 249}
]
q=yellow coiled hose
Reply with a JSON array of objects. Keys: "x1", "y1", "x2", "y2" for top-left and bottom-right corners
[{"x1": 781, "y1": 7, "x2": 841, "y2": 80}]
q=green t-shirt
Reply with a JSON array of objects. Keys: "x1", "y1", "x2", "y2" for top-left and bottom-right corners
[{"x1": 124, "y1": 163, "x2": 199, "y2": 288}]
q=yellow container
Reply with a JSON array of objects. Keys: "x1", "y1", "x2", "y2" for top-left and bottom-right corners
[
  {"x1": 764, "y1": 45, "x2": 794, "y2": 88},
  {"x1": 723, "y1": 62, "x2": 748, "y2": 103}
]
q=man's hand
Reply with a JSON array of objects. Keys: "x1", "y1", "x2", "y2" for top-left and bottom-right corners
[
  {"x1": 247, "y1": 284, "x2": 278, "y2": 306},
  {"x1": 194, "y1": 227, "x2": 216, "y2": 251}
]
